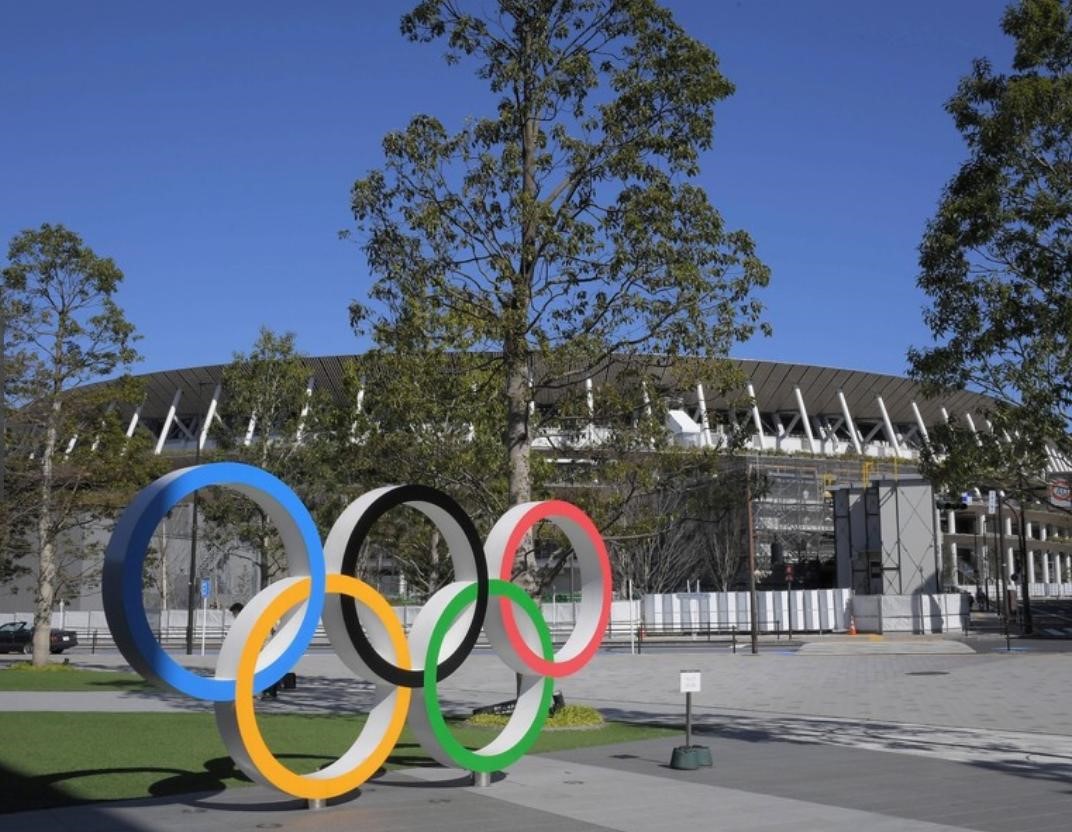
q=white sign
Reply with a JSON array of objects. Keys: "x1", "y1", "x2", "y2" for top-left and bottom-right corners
[
  {"x1": 679, "y1": 670, "x2": 701, "y2": 694},
  {"x1": 987, "y1": 489, "x2": 997, "y2": 515},
  {"x1": 1051, "y1": 479, "x2": 1071, "y2": 509}
]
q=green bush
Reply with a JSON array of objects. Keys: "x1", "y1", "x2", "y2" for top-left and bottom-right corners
[{"x1": 466, "y1": 704, "x2": 604, "y2": 731}]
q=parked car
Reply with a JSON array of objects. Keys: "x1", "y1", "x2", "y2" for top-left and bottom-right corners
[{"x1": 0, "y1": 621, "x2": 79, "y2": 654}]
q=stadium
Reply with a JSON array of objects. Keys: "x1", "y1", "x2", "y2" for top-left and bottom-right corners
[{"x1": 3, "y1": 356, "x2": 1071, "y2": 637}]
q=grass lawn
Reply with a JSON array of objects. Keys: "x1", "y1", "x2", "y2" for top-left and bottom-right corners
[
  {"x1": 0, "y1": 711, "x2": 676, "y2": 813},
  {"x1": 0, "y1": 663, "x2": 151, "y2": 692}
]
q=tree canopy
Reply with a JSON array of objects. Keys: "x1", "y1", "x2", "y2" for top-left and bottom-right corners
[
  {"x1": 2, "y1": 223, "x2": 153, "y2": 664},
  {"x1": 909, "y1": 0, "x2": 1072, "y2": 455},
  {"x1": 349, "y1": 1, "x2": 769, "y2": 583}
]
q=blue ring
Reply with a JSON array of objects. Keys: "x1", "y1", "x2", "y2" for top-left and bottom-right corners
[{"x1": 103, "y1": 463, "x2": 325, "y2": 701}]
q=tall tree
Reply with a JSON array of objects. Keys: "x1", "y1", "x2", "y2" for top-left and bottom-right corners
[
  {"x1": 201, "y1": 328, "x2": 325, "y2": 593},
  {"x1": 909, "y1": 0, "x2": 1072, "y2": 455},
  {"x1": 2, "y1": 224, "x2": 145, "y2": 665},
  {"x1": 349, "y1": 0, "x2": 769, "y2": 584}
]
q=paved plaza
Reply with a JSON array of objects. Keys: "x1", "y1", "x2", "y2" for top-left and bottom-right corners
[{"x1": 2, "y1": 634, "x2": 1071, "y2": 831}]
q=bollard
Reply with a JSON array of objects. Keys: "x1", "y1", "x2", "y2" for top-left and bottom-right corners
[
  {"x1": 471, "y1": 771, "x2": 491, "y2": 788},
  {"x1": 91, "y1": 630, "x2": 98, "y2": 654},
  {"x1": 731, "y1": 627, "x2": 737, "y2": 654},
  {"x1": 307, "y1": 798, "x2": 327, "y2": 810}
]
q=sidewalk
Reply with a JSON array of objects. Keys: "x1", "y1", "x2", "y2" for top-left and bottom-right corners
[{"x1": 3, "y1": 638, "x2": 1072, "y2": 831}]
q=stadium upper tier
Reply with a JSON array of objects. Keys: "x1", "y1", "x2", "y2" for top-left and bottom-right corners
[{"x1": 104, "y1": 355, "x2": 1037, "y2": 465}]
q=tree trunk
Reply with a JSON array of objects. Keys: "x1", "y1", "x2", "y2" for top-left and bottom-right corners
[
  {"x1": 505, "y1": 13, "x2": 537, "y2": 590},
  {"x1": 32, "y1": 395, "x2": 61, "y2": 666}
]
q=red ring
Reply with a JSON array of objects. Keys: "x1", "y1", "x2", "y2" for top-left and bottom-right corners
[{"x1": 497, "y1": 501, "x2": 611, "y2": 677}]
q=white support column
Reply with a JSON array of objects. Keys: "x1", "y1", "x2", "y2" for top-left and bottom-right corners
[
  {"x1": 696, "y1": 383, "x2": 711, "y2": 448},
  {"x1": 198, "y1": 383, "x2": 221, "y2": 452},
  {"x1": 940, "y1": 407, "x2": 950, "y2": 424},
  {"x1": 1005, "y1": 514, "x2": 1015, "y2": 579},
  {"x1": 837, "y1": 389, "x2": 862, "y2": 454},
  {"x1": 350, "y1": 386, "x2": 366, "y2": 443},
  {"x1": 243, "y1": 412, "x2": 257, "y2": 446},
  {"x1": 585, "y1": 377, "x2": 595, "y2": 444},
  {"x1": 154, "y1": 389, "x2": 182, "y2": 455},
  {"x1": 946, "y1": 509, "x2": 958, "y2": 583},
  {"x1": 641, "y1": 382, "x2": 653, "y2": 421},
  {"x1": 1041, "y1": 524, "x2": 1050, "y2": 584},
  {"x1": 1026, "y1": 521, "x2": 1036, "y2": 584},
  {"x1": 875, "y1": 395, "x2": 902, "y2": 456},
  {"x1": 746, "y1": 382, "x2": 765, "y2": 448},
  {"x1": 295, "y1": 376, "x2": 315, "y2": 443},
  {"x1": 964, "y1": 413, "x2": 983, "y2": 446},
  {"x1": 793, "y1": 385, "x2": 817, "y2": 453},
  {"x1": 63, "y1": 435, "x2": 78, "y2": 458},
  {"x1": 910, "y1": 401, "x2": 929, "y2": 444},
  {"x1": 125, "y1": 405, "x2": 143, "y2": 439}
]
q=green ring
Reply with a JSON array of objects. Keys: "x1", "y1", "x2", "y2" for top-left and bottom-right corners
[{"x1": 423, "y1": 579, "x2": 553, "y2": 772}]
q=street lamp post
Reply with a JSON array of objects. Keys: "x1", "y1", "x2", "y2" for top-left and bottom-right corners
[
  {"x1": 184, "y1": 382, "x2": 210, "y2": 655},
  {"x1": 745, "y1": 467, "x2": 759, "y2": 654},
  {"x1": 1015, "y1": 499, "x2": 1034, "y2": 635}
]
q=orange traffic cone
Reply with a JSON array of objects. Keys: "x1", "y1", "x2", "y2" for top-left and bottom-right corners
[{"x1": 848, "y1": 615, "x2": 858, "y2": 636}]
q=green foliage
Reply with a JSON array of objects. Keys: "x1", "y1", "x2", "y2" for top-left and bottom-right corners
[
  {"x1": 2, "y1": 224, "x2": 155, "y2": 664},
  {"x1": 201, "y1": 327, "x2": 335, "y2": 592},
  {"x1": 0, "y1": 710, "x2": 677, "y2": 812},
  {"x1": 467, "y1": 703, "x2": 605, "y2": 730},
  {"x1": 909, "y1": 0, "x2": 1072, "y2": 454},
  {"x1": 348, "y1": 1, "x2": 769, "y2": 584},
  {"x1": 0, "y1": 664, "x2": 150, "y2": 690}
]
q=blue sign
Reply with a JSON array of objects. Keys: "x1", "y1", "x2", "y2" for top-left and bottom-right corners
[{"x1": 200, "y1": 578, "x2": 211, "y2": 599}]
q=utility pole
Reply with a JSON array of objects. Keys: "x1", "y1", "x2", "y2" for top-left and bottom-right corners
[
  {"x1": 184, "y1": 384, "x2": 205, "y2": 655},
  {"x1": 997, "y1": 495, "x2": 1010, "y2": 646},
  {"x1": 1016, "y1": 496, "x2": 1033, "y2": 635},
  {"x1": 746, "y1": 467, "x2": 759, "y2": 654}
]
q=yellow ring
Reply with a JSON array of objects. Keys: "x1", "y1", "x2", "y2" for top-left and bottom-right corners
[{"x1": 233, "y1": 574, "x2": 411, "y2": 799}]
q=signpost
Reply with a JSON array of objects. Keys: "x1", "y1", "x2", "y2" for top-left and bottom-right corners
[{"x1": 670, "y1": 670, "x2": 711, "y2": 770}]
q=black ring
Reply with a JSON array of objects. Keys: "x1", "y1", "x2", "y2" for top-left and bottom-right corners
[{"x1": 337, "y1": 485, "x2": 488, "y2": 687}]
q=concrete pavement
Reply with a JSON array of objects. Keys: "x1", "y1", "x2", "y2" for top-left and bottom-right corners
[{"x1": 3, "y1": 636, "x2": 1072, "y2": 830}]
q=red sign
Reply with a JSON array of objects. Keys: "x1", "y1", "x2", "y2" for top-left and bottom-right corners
[{"x1": 1051, "y1": 479, "x2": 1071, "y2": 509}]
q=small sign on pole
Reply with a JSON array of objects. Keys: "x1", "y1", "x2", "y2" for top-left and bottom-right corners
[
  {"x1": 670, "y1": 670, "x2": 711, "y2": 770},
  {"x1": 200, "y1": 578, "x2": 211, "y2": 599},
  {"x1": 679, "y1": 670, "x2": 701, "y2": 694},
  {"x1": 987, "y1": 489, "x2": 998, "y2": 515}
]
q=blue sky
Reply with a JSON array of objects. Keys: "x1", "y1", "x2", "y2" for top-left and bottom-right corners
[{"x1": 0, "y1": 1, "x2": 1014, "y2": 379}]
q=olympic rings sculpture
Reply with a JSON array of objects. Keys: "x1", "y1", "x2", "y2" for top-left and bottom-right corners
[{"x1": 102, "y1": 463, "x2": 611, "y2": 800}]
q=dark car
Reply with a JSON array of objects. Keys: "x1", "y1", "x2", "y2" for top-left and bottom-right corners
[{"x1": 0, "y1": 621, "x2": 79, "y2": 654}]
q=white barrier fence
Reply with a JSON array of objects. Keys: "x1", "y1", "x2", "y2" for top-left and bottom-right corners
[
  {"x1": 1, "y1": 600, "x2": 644, "y2": 650},
  {"x1": 1, "y1": 587, "x2": 978, "y2": 646},
  {"x1": 643, "y1": 589, "x2": 854, "y2": 634}
]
